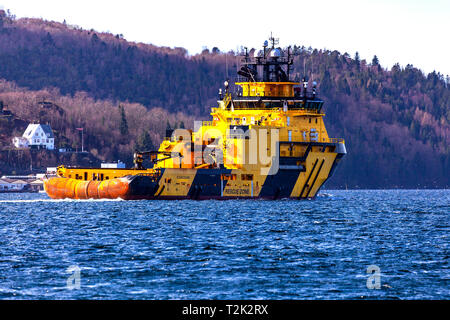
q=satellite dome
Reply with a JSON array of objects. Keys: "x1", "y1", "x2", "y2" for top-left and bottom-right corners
[{"x1": 270, "y1": 48, "x2": 283, "y2": 57}]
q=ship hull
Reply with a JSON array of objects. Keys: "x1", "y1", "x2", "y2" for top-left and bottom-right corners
[{"x1": 44, "y1": 145, "x2": 345, "y2": 200}]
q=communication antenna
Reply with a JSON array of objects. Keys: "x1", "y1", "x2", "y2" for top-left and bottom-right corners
[{"x1": 269, "y1": 32, "x2": 279, "y2": 49}]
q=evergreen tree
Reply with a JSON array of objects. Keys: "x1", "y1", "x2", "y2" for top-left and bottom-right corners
[
  {"x1": 338, "y1": 77, "x2": 351, "y2": 95},
  {"x1": 139, "y1": 130, "x2": 154, "y2": 151},
  {"x1": 119, "y1": 105, "x2": 128, "y2": 135},
  {"x1": 354, "y1": 51, "x2": 360, "y2": 69},
  {"x1": 320, "y1": 70, "x2": 332, "y2": 94},
  {"x1": 42, "y1": 32, "x2": 54, "y2": 46},
  {"x1": 91, "y1": 33, "x2": 99, "y2": 44},
  {"x1": 372, "y1": 55, "x2": 379, "y2": 66}
]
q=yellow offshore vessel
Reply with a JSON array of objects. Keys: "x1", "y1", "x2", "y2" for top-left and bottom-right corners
[{"x1": 44, "y1": 37, "x2": 346, "y2": 200}]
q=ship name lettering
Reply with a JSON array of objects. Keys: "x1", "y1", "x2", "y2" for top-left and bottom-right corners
[{"x1": 224, "y1": 188, "x2": 250, "y2": 195}]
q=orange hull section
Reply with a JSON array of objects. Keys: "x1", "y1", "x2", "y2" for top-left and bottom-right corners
[{"x1": 44, "y1": 177, "x2": 130, "y2": 200}]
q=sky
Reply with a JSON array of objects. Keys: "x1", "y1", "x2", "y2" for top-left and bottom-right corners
[{"x1": 1, "y1": 0, "x2": 449, "y2": 76}]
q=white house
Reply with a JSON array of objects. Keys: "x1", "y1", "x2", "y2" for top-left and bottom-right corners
[{"x1": 13, "y1": 124, "x2": 55, "y2": 150}]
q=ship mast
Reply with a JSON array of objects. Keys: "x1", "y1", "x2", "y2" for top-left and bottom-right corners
[{"x1": 237, "y1": 34, "x2": 293, "y2": 83}]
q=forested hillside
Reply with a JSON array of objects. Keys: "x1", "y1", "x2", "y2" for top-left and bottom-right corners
[{"x1": 0, "y1": 10, "x2": 448, "y2": 188}]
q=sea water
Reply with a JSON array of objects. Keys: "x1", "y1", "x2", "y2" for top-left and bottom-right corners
[{"x1": 0, "y1": 190, "x2": 448, "y2": 299}]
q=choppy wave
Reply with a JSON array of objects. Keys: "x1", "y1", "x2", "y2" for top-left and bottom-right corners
[{"x1": 0, "y1": 189, "x2": 448, "y2": 299}]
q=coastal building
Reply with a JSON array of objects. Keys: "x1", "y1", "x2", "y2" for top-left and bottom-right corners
[
  {"x1": 0, "y1": 174, "x2": 44, "y2": 192},
  {"x1": 29, "y1": 179, "x2": 44, "y2": 191},
  {"x1": 0, "y1": 178, "x2": 30, "y2": 191},
  {"x1": 0, "y1": 179, "x2": 9, "y2": 191},
  {"x1": 13, "y1": 123, "x2": 55, "y2": 150}
]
